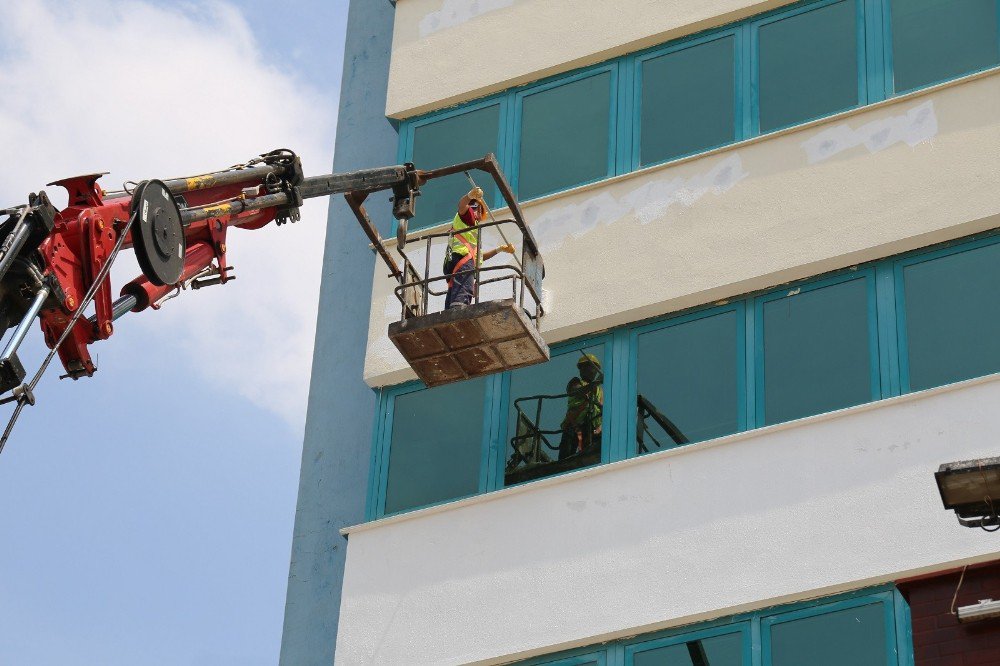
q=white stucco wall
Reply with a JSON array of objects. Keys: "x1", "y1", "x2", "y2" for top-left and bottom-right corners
[
  {"x1": 365, "y1": 71, "x2": 1000, "y2": 387},
  {"x1": 335, "y1": 374, "x2": 1000, "y2": 665},
  {"x1": 387, "y1": 0, "x2": 796, "y2": 118}
]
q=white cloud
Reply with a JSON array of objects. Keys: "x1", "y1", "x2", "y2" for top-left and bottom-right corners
[{"x1": 0, "y1": 0, "x2": 336, "y2": 430}]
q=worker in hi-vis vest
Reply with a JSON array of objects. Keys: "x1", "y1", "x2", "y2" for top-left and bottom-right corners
[
  {"x1": 443, "y1": 186, "x2": 515, "y2": 309},
  {"x1": 559, "y1": 353, "x2": 604, "y2": 460}
]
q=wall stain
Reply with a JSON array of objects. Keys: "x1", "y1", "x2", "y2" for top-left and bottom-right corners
[
  {"x1": 419, "y1": 0, "x2": 517, "y2": 38},
  {"x1": 530, "y1": 154, "x2": 749, "y2": 254},
  {"x1": 800, "y1": 100, "x2": 938, "y2": 165}
]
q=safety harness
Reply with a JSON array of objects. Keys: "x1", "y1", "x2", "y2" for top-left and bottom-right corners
[{"x1": 447, "y1": 232, "x2": 477, "y2": 288}]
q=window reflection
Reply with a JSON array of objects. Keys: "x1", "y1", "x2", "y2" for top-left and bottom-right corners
[
  {"x1": 769, "y1": 603, "x2": 885, "y2": 666},
  {"x1": 632, "y1": 631, "x2": 743, "y2": 666},
  {"x1": 890, "y1": 0, "x2": 999, "y2": 93},
  {"x1": 757, "y1": 0, "x2": 858, "y2": 133},
  {"x1": 518, "y1": 72, "x2": 612, "y2": 200},
  {"x1": 761, "y1": 278, "x2": 872, "y2": 425},
  {"x1": 640, "y1": 36, "x2": 736, "y2": 166},
  {"x1": 384, "y1": 379, "x2": 486, "y2": 514},
  {"x1": 902, "y1": 242, "x2": 1000, "y2": 391},
  {"x1": 635, "y1": 310, "x2": 739, "y2": 454},
  {"x1": 410, "y1": 105, "x2": 501, "y2": 229},
  {"x1": 506, "y1": 346, "x2": 605, "y2": 485}
]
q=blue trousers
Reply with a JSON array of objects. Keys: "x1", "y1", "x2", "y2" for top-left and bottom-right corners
[{"x1": 444, "y1": 256, "x2": 476, "y2": 309}]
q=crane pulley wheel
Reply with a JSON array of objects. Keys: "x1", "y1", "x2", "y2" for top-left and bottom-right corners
[{"x1": 131, "y1": 180, "x2": 185, "y2": 286}]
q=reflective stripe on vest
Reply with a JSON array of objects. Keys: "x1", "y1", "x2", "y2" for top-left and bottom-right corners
[
  {"x1": 447, "y1": 232, "x2": 476, "y2": 288},
  {"x1": 567, "y1": 383, "x2": 603, "y2": 430}
]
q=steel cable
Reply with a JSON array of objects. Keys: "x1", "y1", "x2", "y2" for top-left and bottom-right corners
[{"x1": 0, "y1": 210, "x2": 137, "y2": 454}]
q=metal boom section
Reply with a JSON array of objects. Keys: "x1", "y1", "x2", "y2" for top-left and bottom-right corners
[{"x1": 0, "y1": 149, "x2": 536, "y2": 451}]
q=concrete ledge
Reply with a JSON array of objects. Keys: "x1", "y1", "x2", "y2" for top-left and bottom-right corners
[
  {"x1": 335, "y1": 372, "x2": 1000, "y2": 665},
  {"x1": 387, "y1": 0, "x2": 798, "y2": 119},
  {"x1": 365, "y1": 69, "x2": 1000, "y2": 386}
]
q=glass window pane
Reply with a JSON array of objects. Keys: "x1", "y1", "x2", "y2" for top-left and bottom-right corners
[
  {"x1": 758, "y1": 1, "x2": 858, "y2": 133},
  {"x1": 641, "y1": 36, "x2": 736, "y2": 166},
  {"x1": 903, "y1": 242, "x2": 1000, "y2": 391},
  {"x1": 519, "y1": 72, "x2": 612, "y2": 200},
  {"x1": 891, "y1": 0, "x2": 999, "y2": 93},
  {"x1": 636, "y1": 311, "x2": 739, "y2": 454},
  {"x1": 410, "y1": 105, "x2": 501, "y2": 230},
  {"x1": 384, "y1": 379, "x2": 486, "y2": 514},
  {"x1": 762, "y1": 279, "x2": 872, "y2": 425},
  {"x1": 770, "y1": 604, "x2": 886, "y2": 666},
  {"x1": 633, "y1": 632, "x2": 743, "y2": 666},
  {"x1": 505, "y1": 345, "x2": 606, "y2": 486}
]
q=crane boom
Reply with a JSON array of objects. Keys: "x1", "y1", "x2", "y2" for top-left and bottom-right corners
[{"x1": 0, "y1": 148, "x2": 546, "y2": 452}]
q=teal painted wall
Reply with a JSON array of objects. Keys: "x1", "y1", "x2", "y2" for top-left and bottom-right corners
[{"x1": 278, "y1": 0, "x2": 397, "y2": 663}]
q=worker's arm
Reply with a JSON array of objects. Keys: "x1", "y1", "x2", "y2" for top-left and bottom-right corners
[
  {"x1": 483, "y1": 243, "x2": 515, "y2": 260},
  {"x1": 458, "y1": 186, "x2": 483, "y2": 216}
]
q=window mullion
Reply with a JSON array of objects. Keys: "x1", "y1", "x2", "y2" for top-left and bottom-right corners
[
  {"x1": 875, "y1": 261, "x2": 901, "y2": 399},
  {"x1": 485, "y1": 372, "x2": 510, "y2": 493},
  {"x1": 863, "y1": 0, "x2": 888, "y2": 104},
  {"x1": 615, "y1": 56, "x2": 634, "y2": 176},
  {"x1": 608, "y1": 327, "x2": 631, "y2": 463},
  {"x1": 375, "y1": 388, "x2": 395, "y2": 518},
  {"x1": 737, "y1": 24, "x2": 754, "y2": 141},
  {"x1": 365, "y1": 388, "x2": 387, "y2": 521},
  {"x1": 746, "y1": 21, "x2": 761, "y2": 137},
  {"x1": 745, "y1": 296, "x2": 761, "y2": 430},
  {"x1": 751, "y1": 614, "x2": 763, "y2": 666},
  {"x1": 892, "y1": 588, "x2": 914, "y2": 666}
]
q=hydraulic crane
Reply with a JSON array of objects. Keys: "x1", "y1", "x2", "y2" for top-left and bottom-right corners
[{"x1": 0, "y1": 149, "x2": 548, "y2": 451}]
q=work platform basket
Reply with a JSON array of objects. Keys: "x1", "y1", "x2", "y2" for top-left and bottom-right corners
[{"x1": 345, "y1": 154, "x2": 549, "y2": 387}]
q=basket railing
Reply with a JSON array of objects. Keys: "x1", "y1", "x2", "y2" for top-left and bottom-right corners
[{"x1": 393, "y1": 217, "x2": 544, "y2": 322}]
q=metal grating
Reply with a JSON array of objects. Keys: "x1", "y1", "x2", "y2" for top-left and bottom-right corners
[{"x1": 388, "y1": 299, "x2": 549, "y2": 387}]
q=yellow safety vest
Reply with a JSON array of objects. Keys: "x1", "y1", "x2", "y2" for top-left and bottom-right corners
[
  {"x1": 567, "y1": 382, "x2": 603, "y2": 431},
  {"x1": 449, "y1": 212, "x2": 479, "y2": 257}
]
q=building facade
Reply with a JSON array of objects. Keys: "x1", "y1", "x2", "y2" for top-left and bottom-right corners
[{"x1": 283, "y1": 0, "x2": 1000, "y2": 664}]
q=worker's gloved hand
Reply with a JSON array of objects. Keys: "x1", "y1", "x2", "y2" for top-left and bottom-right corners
[
  {"x1": 468, "y1": 186, "x2": 484, "y2": 200},
  {"x1": 497, "y1": 243, "x2": 515, "y2": 254}
]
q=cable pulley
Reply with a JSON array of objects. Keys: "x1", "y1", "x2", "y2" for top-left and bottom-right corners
[{"x1": 131, "y1": 180, "x2": 185, "y2": 286}]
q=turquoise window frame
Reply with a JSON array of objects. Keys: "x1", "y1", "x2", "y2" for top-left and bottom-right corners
[
  {"x1": 396, "y1": 93, "x2": 511, "y2": 233},
  {"x1": 518, "y1": 650, "x2": 608, "y2": 666},
  {"x1": 626, "y1": 302, "x2": 748, "y2": 458},
  {"x1": 882, "y1": 0, "x2": 1000, "y2": 96},
  {"x1": 510, "y1": 62, "x2": 621, "y2": 200},
  {"x1": 760, "y1": 589, "x2": 901, "y2": 665},
  {"x1": 493, "y1": 332, "x2": 618, "y2": 488},
  {"x1": 368, "y1": 232, "x2": 1000, "y2": 519},
  {"x1": 366, "y1": 376, "x2": 500, "y2": 520},
  {"x1": 891, "y1": 231, "x2": 1000, "y2": 393},
  {"x1": 395, "y1": 0, "x2": 999, "y2": 210},
  {"x1": 628, "y1": 26, "x2": 745, "y2": 171},
  {"x1": 749, "y1": 0, "x2": 870, "y2": 135},
  {"x1": 510, "y1": 586, "x2": 911, "y2": 665},
  {"x1": 625, "y1": 621, "x2": 751, "y2": 665},
  {"x1": 752, "y1": 268, "x2": 881, "y2": 427}
]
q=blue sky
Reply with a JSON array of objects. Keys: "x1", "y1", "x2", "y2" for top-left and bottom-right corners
[{"x1": 0, "y1": 1, "x2": 350, "y2": 663}]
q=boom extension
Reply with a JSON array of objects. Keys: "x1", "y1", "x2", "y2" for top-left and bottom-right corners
[{"x1": 0, "y1": 149, "x2": 545, "y2": 452}]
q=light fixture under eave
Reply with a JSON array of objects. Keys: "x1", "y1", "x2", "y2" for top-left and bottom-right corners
[
  {"x1": 957, "y1": 598, "x2": 1000, "y2": 623},
  {"x1": 935, "y1": 457, "x2": 1000, "y2": 530}
]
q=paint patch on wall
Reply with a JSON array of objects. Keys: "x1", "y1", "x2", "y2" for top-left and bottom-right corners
[
  {"x1": 419, "y1": 0, "x2": 516, "y2": 38},
  {"x1": 801, "y1": 100, "x2": 938, "y2": 165},
  {"x1": 530, "y1": 154, "x2": 749, "y2": 254}
]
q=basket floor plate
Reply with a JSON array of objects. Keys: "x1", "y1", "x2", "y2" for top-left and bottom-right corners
[{"x1": 388, "y1": 299, "x2": 549, "y2": 387}]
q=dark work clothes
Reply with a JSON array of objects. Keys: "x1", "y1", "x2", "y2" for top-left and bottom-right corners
[
  {"x1": 444, "y1": 254, "x2": 476, "y2": 309},
  {"x1": 444, "y1": 206, "x2": 480, "y2": 309}
]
